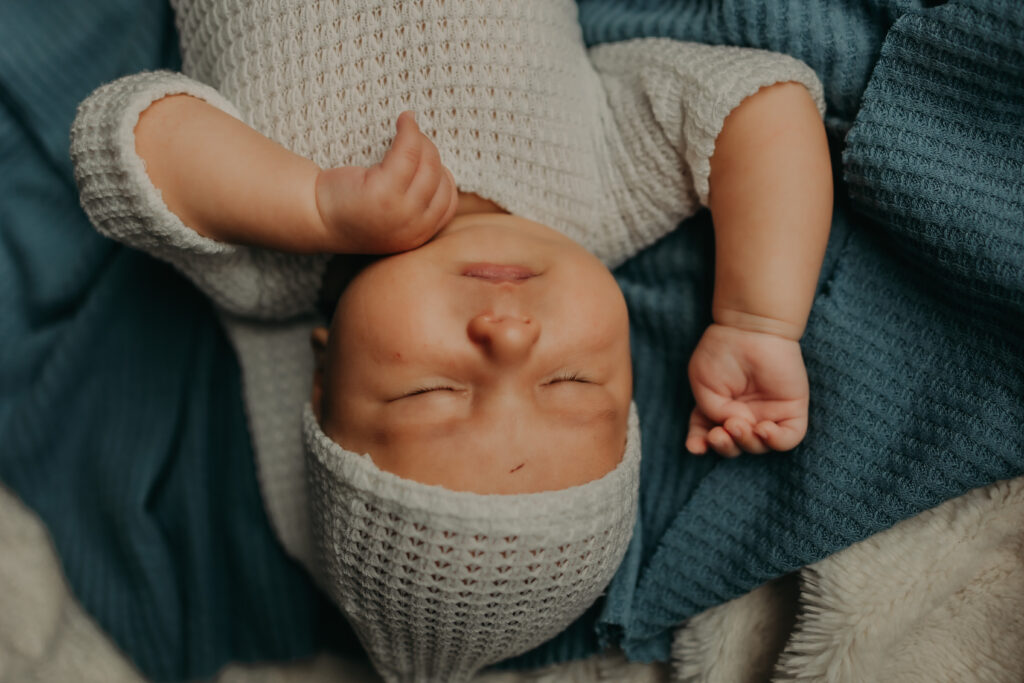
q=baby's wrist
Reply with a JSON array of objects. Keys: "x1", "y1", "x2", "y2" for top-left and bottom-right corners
[
  {"x1": 311, "y1": 166, "x2": 340, "y2": 252},
  {"x1": 711, "y1": 307, "x2": 805, "y2": 342},
  {"x1": 312, "y1": 165, "x2": 371, "y2": 254}
]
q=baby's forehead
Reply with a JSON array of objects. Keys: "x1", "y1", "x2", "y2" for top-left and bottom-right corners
[
  {"x1": 316, "y1": 253, "x2": 384, "y2": 320},
  {"x1": 341, "y1": 403, "x2": 629, "y2": 495}
]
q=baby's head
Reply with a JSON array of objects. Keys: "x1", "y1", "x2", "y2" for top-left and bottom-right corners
[
  {"x1": 312, "y1": 211, "x2": 634, "y2": 494},
  {"x1": 305, "y1": 211, "x2": 639, "y2": 682}
]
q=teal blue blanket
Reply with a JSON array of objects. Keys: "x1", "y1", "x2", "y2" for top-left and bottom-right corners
[{"x1": 1, "y1": 0, "x2": 1021, "y2": 679}]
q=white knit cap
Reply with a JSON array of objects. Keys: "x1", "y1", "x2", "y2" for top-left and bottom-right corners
[{"x1": 302, "y1": 402, "x2": 641, "y2": 683}]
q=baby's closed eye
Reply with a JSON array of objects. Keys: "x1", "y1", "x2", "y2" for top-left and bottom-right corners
[
  {"x1": 545, "y1": 372, "x2": 593, "y2": 385},
  {"x1": 395, "y1": 384, "x2": 462, "y2": 400},
  {"x1": 397, "y1": 372, "x2": 596, "y2": 399}
]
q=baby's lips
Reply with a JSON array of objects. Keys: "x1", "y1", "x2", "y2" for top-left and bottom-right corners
[{"x1": 461, "y1": 263, "x2": 537, "y2": 283}]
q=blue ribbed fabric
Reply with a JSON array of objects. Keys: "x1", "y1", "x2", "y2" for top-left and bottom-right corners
[
  {"x1": 0, "y1": 2, "x2": 356, "y2": 680},
  {"x1": 562, "y1": 0, "x2": 1024, "y2": 662},
  {"x1": 2, "y1": 0, "x2": 1021, "y2": 678}
]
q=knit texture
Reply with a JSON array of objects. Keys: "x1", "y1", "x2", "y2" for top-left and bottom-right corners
[
  {"x1": 4, "y1": 0, "x2": 1022, "y2": 680},
  {"x1": 72, "y1": 0, "x2": 824, "y2": 275},
  {"x1": 578, "y1": 0, "x2": 1024, "y2": 661},
  {"x1": 70, "y1": 72, "x2": 331, "y2": 319},
  {"x1": 69, "y1": 0, "x2": 822, "y2": 574},
  {"x1": 305, "y1": 404, "x2": 640, "y2": 683},
  {"x1": 578, "y1": 0, "x2": 914, "y2": 138}
]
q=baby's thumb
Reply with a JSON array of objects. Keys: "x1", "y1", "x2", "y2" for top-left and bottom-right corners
[
  {"x1": 395, "y1": 110, "x2": 419, "y2": 134},
  {"x1": 379, "y1": 111, "x2": 424, "y2": 183}
]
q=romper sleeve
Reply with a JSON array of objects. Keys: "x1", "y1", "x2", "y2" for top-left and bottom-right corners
[
  {"x1": 589, "y1": 38, "x2": 825, "y2": 261},
  {"x1": 70, "y1": 71, "x2": 329, "y2": 320}
]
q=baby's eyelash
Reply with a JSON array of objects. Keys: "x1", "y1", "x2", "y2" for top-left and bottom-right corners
[
  {"x1": 547, "y1": 373, "x2": 590, "y2": 385},
  {"x1": 404, "y1": 385, "x2": 456, "y2": 397}
]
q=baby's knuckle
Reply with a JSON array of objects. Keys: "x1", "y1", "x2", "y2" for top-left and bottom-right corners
[
  {"x1": 399, "y1": 144, "x2": 421, "y2": 167},
  {"x1": 370, "y1": 189, "x2": 395, "y2": 214},
  {"x1": 421, "y1": 138, "x2": 441, "y2": 160},
  {"x1": 419, "y1": 155, "x2": 441, "y2": 179},
  {"x1": 365, "y1": 168, "x2": 389, "y2": 192}
]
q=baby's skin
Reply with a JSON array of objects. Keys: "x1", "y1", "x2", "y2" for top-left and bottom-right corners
[
  {"x1": 135, "y1": 82, "x2": 831, "y2": 491},
  {"x1": 312, "y1": 208, "x2": 633, "y2": 493}
]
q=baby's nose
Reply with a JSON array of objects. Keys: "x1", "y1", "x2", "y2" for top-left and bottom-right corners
[{"x1": 466, "y1": 313, "x2": 540, "y2": 363}]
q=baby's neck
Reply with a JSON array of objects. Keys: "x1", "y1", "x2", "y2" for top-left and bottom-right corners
[{"x1": 456, "y1": 192, "x2": 506, "y2": 216}]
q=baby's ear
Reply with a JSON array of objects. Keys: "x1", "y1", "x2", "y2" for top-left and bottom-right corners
[{"x1": 311, "y1": 327, "x2": 330, "y2": 421}]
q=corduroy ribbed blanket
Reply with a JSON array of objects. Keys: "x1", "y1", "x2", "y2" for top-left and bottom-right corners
[{"x1": 0, "y1": 0, "x2": 1021, "y2": 680}]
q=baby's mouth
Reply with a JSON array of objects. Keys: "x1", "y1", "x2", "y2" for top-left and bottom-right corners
[{"x1": 461, "y1": 263, "x2": 538, "y2": 283}]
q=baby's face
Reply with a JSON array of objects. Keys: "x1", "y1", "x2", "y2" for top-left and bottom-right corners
[{"x1": 315, "y1": 213, "x2": 632, "y2": 494}]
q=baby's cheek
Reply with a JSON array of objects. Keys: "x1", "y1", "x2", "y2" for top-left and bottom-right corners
[{"x1": 546, "y1": 411, "x2": 628, "y2": 479}]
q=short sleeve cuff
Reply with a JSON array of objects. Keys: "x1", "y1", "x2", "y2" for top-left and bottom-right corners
[{"x1": 71, "y1": 70, "x2": 246, "y2": 257}]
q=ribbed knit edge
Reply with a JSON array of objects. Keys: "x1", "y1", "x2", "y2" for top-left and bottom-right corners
[{"x1": 70, "y1": 70, "x2": 245, "y2": 256}]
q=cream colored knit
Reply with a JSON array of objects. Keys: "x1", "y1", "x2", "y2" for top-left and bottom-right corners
[
  {"x1": 71, "y1": 0, "x2": 824, "y2": 314},
  {"x1": 69, "y1": 0, "x2": 825, "y2": 635},
  {"x1": 305, "y1": 404, "x2": 641, "y2": 683}
]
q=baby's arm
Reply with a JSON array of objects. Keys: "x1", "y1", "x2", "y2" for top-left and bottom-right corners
[
  {"x1": 135, "y1": 97, "x2": 457, "y2": 255},
  {"x1": 685, "y1": 82, "x2": 832, "y2": 457},
  {"x1": 588, "y1": 39, "x2": 830, "y2": 457},
  {"x1": 72, "y1": 72, "x2": 455, "y2": 319}
]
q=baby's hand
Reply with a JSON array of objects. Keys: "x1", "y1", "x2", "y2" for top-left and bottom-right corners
[
  {"x1": 685, "y1": 323, "x2": 809, "y2": 457},
  {"x1": 314, "y1": 111, "x2": 459, "y2": 254}
]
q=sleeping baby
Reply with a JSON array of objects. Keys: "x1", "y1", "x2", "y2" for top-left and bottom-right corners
[{"x1": 70, "y1": 1, "x2": 831, "y2": 681}]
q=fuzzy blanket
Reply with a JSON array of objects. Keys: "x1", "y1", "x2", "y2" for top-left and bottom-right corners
[
  {"x1": 672, "y1": 477, "x2": 1024, "y2": 682},
  {"x1": 1, "y1": 0, "x2": 1022, "y2": 680}
]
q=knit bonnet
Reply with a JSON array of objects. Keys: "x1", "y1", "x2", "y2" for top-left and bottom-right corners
[{"x1": 302, "y1": 402, "x2": 641, "y2": 683}]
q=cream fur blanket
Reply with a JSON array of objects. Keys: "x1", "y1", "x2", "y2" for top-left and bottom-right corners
[{"x1": 3, "y1": 477, "x2": 1022, "y2": 682}]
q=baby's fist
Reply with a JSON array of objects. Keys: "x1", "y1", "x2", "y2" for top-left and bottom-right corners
[
  {"x1": 685, "y1": 324, "x2": 809, "y2": 457},
  {"x1": 315, "y1": 111, "x2": 459, "y2": 253}
]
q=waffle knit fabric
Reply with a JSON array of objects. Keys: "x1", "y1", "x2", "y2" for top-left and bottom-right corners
[
  {"x1": 305, "y1": 405, "x2": 640, "y2": 682},
  {"x1": 69, "y1": 1, "x2": 821, "y2": 574},
  {"x1": 2, "y1": 0, "x2": 1022, "y2": 680}
]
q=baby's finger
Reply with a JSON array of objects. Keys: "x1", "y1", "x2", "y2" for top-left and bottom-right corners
[
  {"x1": 440, "y1": 167, "x2": 459, "y2": 225},
  {"x1": 379, "y1": 111, "x2": 424, "y2": 190},
  {"x1": 706, "y1": 426, "x2": 742, "y2": 458},
  {"x1": 405, "y1": 133, "x2": 445, "y2": 210},
  {"x1": 417, "y1": 168, "x2": 457, "y2": 237},
  {"x1": 723, "y1": 417, "x2": 769, "y2": 455},
  {"x1": 685, "y1": 409, "x2": 712, "y2": 455},
  {"x1": 753, "y1": 419, "x2": 807, "y2": 453}
]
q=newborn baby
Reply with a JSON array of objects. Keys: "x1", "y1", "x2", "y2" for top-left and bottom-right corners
[{"x1": 70, "y1": 1, "x2": 831, "y2": 680}]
